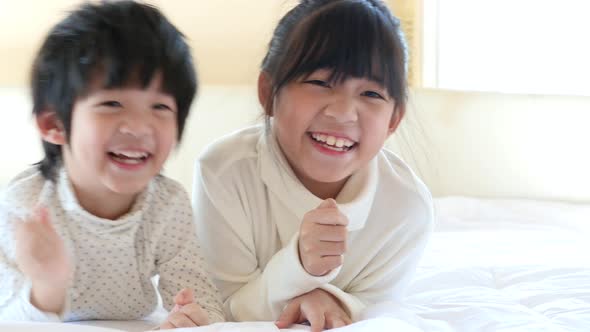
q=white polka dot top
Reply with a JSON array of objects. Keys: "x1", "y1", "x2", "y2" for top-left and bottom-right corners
[{"x1": 0, "y1": 166, "x2": 224, "y2": 323}]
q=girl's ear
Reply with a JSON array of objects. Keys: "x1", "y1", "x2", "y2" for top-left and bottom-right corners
[
  {"x1": 36, "y1": 111, "x2": 66, "y2": 145},
  {"x1": 387, "y1": 104, "x2": 406, "y2": 136},
  {"x1": 257, "y1": 71, "x2": 273, "y2": 116}
]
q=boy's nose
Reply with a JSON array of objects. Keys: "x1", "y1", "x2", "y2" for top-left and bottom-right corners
[{"x1": 118, "y1": 113, "x2": 153, "y2": 137}]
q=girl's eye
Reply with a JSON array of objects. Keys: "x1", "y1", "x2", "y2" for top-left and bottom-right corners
[
  {"x1": 100, "y1": 100, "x2": 122, "y2": 107},
  {"x1": 304, "y1": 79, "x2": 331, "y2": 88},
  {"x1": 153, "y1": 103, "x2": 175, "y2": 112},
  {"x1": 361, "y1": 90, "x2": 385, "y2": 100}
]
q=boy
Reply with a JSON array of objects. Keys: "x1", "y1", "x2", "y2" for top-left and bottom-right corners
[{"x1": 0, "y1": 1, "x2": 223, "y2": 328}]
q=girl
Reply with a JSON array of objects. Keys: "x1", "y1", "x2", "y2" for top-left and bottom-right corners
[{"x1": 192, "y1": 0, "x2": 433, "y2": 330}]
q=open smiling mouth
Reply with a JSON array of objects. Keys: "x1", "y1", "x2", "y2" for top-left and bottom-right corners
[
  {"x1": 107, "y1": 151, "x2": 152, "y2": 165},
  {"x1": 308, "y1": 132, "x2": 358, "y2": 152}
]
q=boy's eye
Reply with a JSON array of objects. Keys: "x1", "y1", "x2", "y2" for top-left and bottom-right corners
[
  {"x1": 100, "y1": 100, "x2": 122, "y2": 107},
  {"x1": 153, "y1": 103, "x2": 175, "y2": 112},
  {"x1": 304, "y1": 79, "x2": 331, "y2": 88},
  {"x1": 361, "y1": 90, "x2": 385, "y2": 100}
]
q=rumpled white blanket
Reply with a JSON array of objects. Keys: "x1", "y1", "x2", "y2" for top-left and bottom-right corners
[{"x1": 2, "y1": 197, "x2": 589, "y2": 331}]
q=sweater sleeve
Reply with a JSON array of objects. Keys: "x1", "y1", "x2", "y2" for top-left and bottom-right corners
[
  {"x1": 321, "y1": 199, "x2": 434, "y2": 321},
  {"x1": 154, "y1": 186, "x2": 225, "y2": 324},
  {"x1": 0, "y1": 203, "x2": 64, "y2": 322},
  {"x1": 192, "y1": 163, "x2": 339, "y2": 322}
]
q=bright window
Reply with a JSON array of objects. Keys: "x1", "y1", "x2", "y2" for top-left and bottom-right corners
[{"x1": 421, "y1": 0, "x2": 590, "y2": 96}]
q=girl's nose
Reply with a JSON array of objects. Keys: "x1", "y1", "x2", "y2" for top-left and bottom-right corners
[{"x1": 323, "y1": 97, "x2": 358, "y2": 123}]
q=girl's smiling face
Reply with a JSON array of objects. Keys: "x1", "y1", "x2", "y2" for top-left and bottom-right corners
[{"x1": 267, "y1": 69, "x2": 403, "y2": 198}]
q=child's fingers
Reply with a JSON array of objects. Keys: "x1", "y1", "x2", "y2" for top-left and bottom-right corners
[
  {"x1": 342, "y1": 314, "x2": 353, "y2": 325},
  {"x1": 173, "y1": 288, "x2": 194, "y2": 307},
  {"x1": 166, "y1": 311, "x2": 197, "y2": 328},
  {"x1": 275, "y1": 301, "x2": 301, "y2": 329},
  {"x1": 15, "y1": 211, "x2": 53, "y2": 243},
  {"x1": 28, "y1": 206, "x2": 56, "y2": 235},
  {"x1": 316, "y1": 240, "x2": 347, "y2": 256},
  {"x1": 325, "y1": 313, "x2": 349, "y2": 329},
  {"x1": 318, "y1": 198, "x2": 338, "y2": 209},
  {"x1": 158, "y1": 321, "x2": 175, "y2": 330},
  {"x1": 305, "y1": 209, "x2": 348, "y2": 226},
  {"x1": 320, "y1": 255, "x2": 343, "y2": 271},
  {"x1": 306, "y1": 310, "x2": 326, "y2": 332},
  {"x1": 304, "y1": 224, "x2": 347, "y2": 242},
  {"x1": 180, "y1": 303, "x2": 209, "y2": 326},
  {"x1": 36, "y1": 207, "x2": 50, "y2": 225}
]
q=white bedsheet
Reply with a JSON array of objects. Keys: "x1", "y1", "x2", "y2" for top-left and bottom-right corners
[
  {"x1": 2, "y1": 196, "x2": 589, "y2": 331},
  {"x1": 394, "y1": 197, "x2": 590, "y2": 331}
]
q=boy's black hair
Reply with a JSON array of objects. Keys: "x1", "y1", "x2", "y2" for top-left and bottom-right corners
[
  {"x1": 261, "y1": 0, "x2": 407, "y2": 113},
  {"x1": 31, "y1": 0, "x2": 197, "y2": 180}
]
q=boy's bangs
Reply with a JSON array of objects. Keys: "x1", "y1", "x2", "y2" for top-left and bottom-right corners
[
  {"x1": 280, "y1": 1, "x2": 402, "y2": 98},
  {"x1": 73, "y1": 29, "x2": 194, "y2": 114},
  {"x1": 97, "y1": 37, "x2": 181, "y2": 97}
]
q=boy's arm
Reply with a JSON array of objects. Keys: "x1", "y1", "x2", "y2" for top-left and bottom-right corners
[
  {"x1": 193, "y1": 164, "x2": 339, "y2": 322},
  {"x1": 0, "y1": 206, "x2": 64, "y2": 322},
  {"x1": 155, "y1": 188, "x2": 224, "y2": 324}
]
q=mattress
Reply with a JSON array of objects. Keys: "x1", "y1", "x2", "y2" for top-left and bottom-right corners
[
  {"x1": 364, "y1": 196, "x2": 590, "y2": 331},
  {"x1": 2, "y1": 197, "x2": 589, "y2": 331}
]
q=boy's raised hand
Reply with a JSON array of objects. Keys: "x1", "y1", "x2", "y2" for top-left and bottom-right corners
[
  {"x1": 15, "y1": 207, "x2": 72, "y2": 313},
  {"x1": 275, "y1": 288, "x2": 352, "y2": 332},
  {"x1": 298, "y1": 199, "x2": 349, "y2": 276},
  {"x1": 159, "y1": 288, "x2": 209, "y2": 329}
]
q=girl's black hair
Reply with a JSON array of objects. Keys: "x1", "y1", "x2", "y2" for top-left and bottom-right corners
[{"x1": 261, "y1": 0, "x2": 408, "y2": 113}]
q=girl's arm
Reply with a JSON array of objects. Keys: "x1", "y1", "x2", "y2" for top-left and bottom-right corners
[
  {"x1": 193, "y1": 163, "x2": 338, "y2": 322},
  {"x1": 318, "y1": 200, "x2": 434, "y2": 321}
]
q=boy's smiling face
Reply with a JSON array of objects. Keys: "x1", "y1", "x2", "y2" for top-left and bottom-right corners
[{"x1": 39, "y1": 71, "x2": 178, "y2": 218}]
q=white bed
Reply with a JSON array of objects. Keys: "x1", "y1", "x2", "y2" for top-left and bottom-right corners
[
  {"x1": 3, "y1": 196, "x2": 588, "y2": 331},
  {"x1": 366, "y1": 196, "x2": 590, "y2": 332}
]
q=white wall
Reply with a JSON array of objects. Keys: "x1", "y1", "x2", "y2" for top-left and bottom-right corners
[
  {"x1": 393, "y1": 88, "x2": 590, "y2": 203},
  {"x1": 0, "y1": 0, "x2": 411, "y2": 86}
]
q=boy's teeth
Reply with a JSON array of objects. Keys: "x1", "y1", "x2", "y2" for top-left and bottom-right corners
[
  {"x1": 114, "y1": 151, "x2": 148, "y2": 159},
  {"x1": 114, "y1": 157, "x2": 142, "y2": 164}
]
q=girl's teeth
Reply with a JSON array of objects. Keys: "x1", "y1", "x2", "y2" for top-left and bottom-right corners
[
  {"x1": 323, "y1": 145, "x2": 346, "y2": 152},
  {"x1": 311, "y1": 133, "x2": 355, "y2": 148}
]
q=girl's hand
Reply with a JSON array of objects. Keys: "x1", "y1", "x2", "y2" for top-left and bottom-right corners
[
  {"x1": 159, "y1": 288, "x2": 210, "y2": 329},
  {"x1": 275, "y1": 288, "x2": 352, "y2": 332},
  {"x1": 298, "y1": 199, "x2": 348, "y2": 276},
  {"x1": 15, "y1": 207, "x2": 72, "y2": 313}
]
